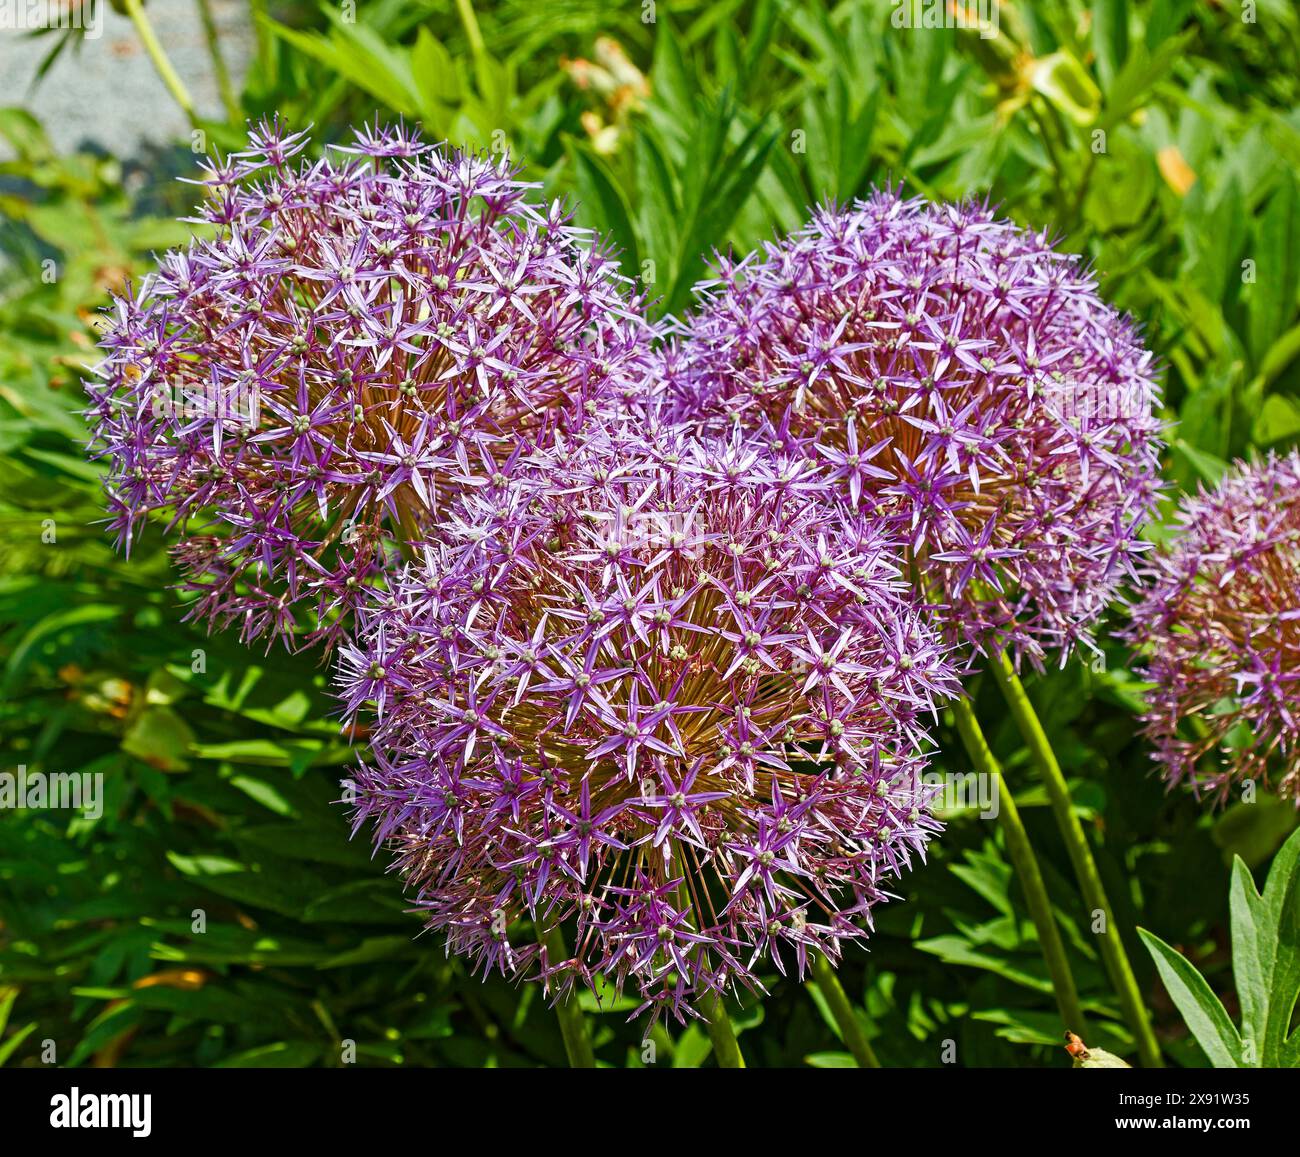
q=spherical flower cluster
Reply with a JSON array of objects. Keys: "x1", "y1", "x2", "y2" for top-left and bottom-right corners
[
  {"x1": 667, "y1": 191, "x2": 1164, "y2": 667},
  {"x1": 337, "y1": 420, "x2": 958, "y2": 1020},
  {"x1": 1125, "y1": 453, "x2": 1300, "y2": 803},
  {"x1": 86, "y1": 120, "x2": 652, "y2": 649}
]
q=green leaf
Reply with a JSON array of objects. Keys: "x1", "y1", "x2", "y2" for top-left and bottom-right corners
[
  {"x1": 0, "y1": 108, "x2": 54, "y2": 163},
  {"x1": 130, "y1": 984, "x2": 289, "y2": 1027},
  {"x1": 633, "y1": 126, "x2": 680, "y2": 300},
  {"x1": 1229, "y1": 826, "x2": 1300, "y2": 1066},
  {"x1": 317, "y1": 936, "x2": 412, "y2": 969},
  {"x1": 234, "y1": 823, "x2": 373, "y2": 869},
  {"x1": 671, "y1": 1023, "x2": 713, "y2": 1069},
  {"x1": 1230, "y1": 858, "x2": 1266, "y2": 1066},
  {"x1": 1084, "y1": 135, "x2": 1155, "y2": 233},
  {"x1": 263, "y1": 19, "x2": 418, "y2": 116},
  {"x1": 741, "y1": 0, "x2": 777, "y2": 92},
  {"x1": 121, "y1": 706, "x2": 196, "y2": 772},
  {"x1": 565, "y1": 139, "x2": 639, "y2": 278},
  {"x1": 19, "y1": 446, "x2": 104, "y2": 483},
  {"x1": 165, "y1": 852, "x2": 244, "y2": 877},
  {"x1": 301, "y1": 879, "x2": 411, "y2": 925},
  {"x1": 65, "y1": 1003, "x2": 145, "y2": 1067},
  {"x1": 228, "y1": 775, "x2": 299, "y2": 817},
  {"x1": 2, "y1": 603, "x2": 122, "y2": 692},
  {"x1": 1096, "y1": 32, "x2": 1189, "y2": 133},
  {"x1": 805, "y1": 1050, "x2": 856, "y2": 1068},
  {"x1": 650, "y1": 17, "x2": 693, "y2": 125},
  {"x1": 663, "y1": 96, "x2": 776, "y2": 315},
  {"x1": 411, "y1": 27, "x2": 459, "y2": 113},
  {"x1": 1138, "y1": 927, "x2": 1242, "y2": 1067},
  {"x1": 215, "y1": 1041, "x2": 321, "y2": 1068},
  {"x1": 1092, "y1": 0, "x2": 1130, "y2": 88},
  {"x1": 0, "y1": 1021, "x2": 37, "y2": 1067},
  {"x1": 1170, "y1": 438, "x2": 1228, "y2": 486},
  {"x1": 575, "y1": 972, "x2": 640, "y2": 1013},
  {"x1": 191, "y1": 737, "x2": 344, "y2": 772},
  {"x1": 1253, "y1": 394, "x2": 1300, "y2": 447},
  {"x1": 1028, "y1": 52, "x2": 1101, "y2": 127},
  {"x1": 165, "y1": 855, "x2": 306, "y2": 919},
  {"x1": 1253, "y1": 321, "x2": 1300, "y2": 392},
  {"x1": 0, "y1": 988, "x2": 35, "y2": 1067},
  {"x1": 1213, "y1": 796, "x2": 1299, "y2": 868},
  {"x1": 915, "y1": 934, "x2": 1058, "y2": 996},
  {"x1": 974, "y1": 1007, "x2": 1078, "y2": 1047},
  {"x1": 1248, "y1": 174, "x2": 1300, "y2": 368}
]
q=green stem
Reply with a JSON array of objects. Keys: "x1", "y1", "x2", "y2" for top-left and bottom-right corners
[
  {"x1": 196, "y1": 0, "x2": 240, "y2": 123},
  {"x1": 1066, "y1": 148, "x2": 1098, "y2": 240},
  {"x1": 454, "y1": 0, "x2": 487, "y2": 64},
  {"x1": 810, "y1": 953, "x2": 880, "y2": 1068},
  {"x1": 248, "y1": 0, "x2": 275, "y2": 79},
  {"x1": 987, "y1": 653, "x2": 1163, "y2": 1068},
  {"x1": 539, "y1": 923, "x2": 595, "y2": 1068},
  {"x1": 123, "y1": 0, "x2": 197, "y2": 124},
  {"x1": 700, "y1": 991, "x2": 746, "y2": 1068},
  {"x1": 1028, "y1": 98, "x2": 1069, "y2": 224},
  {"x1": 951, "y1": 694, "x2": 1088, "y2": 1035}
]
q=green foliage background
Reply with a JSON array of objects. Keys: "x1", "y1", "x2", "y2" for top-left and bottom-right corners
[{"x1": 2, "y1": 0, "x2": 1298, "y2": 1068}]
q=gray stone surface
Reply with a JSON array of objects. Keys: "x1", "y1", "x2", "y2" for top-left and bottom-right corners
[{"x1": 0, "y1": 1, "x2": 252, "y2": 159}]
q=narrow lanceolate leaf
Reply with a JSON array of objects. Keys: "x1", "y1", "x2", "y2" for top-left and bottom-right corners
[
  {"x1": 1138, "y1": 928, "x2": 1242, "y2": 1068},
  {"x1": 1248, "y1": 174, "x2": 1300, "y2": 367},
  {"x1": 566, "y1": 139, "x2": 640, "y2": 281},
  {"x1": 1230, "y1": 826, "x2": 1300, "y2": 1066},
  {"x1": 0, "y1": 1022, "x2": 38, "y2": 1067}
]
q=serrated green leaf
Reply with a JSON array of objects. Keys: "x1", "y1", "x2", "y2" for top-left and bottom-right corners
[
  {"x1": 1138, "y1": 927, "x2": 1242, "y2": 1067},
  {"x1": 1229, "y1": 826, "x2": 1300, "y2": 1066}
]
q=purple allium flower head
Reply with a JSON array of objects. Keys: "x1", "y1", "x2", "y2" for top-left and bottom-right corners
[
  {"x1": 667, "y1": 191, "x2": 1164, "y2": 668},
  {"x1": 1124, "y1": 453, "x2": 1300, "y2": 804},
  {"x1": 86, "y1": 120, "x2": 653, "y2": 649},
  {"x1": 337, "y1": 419, "x2": 958, "y2": 1022}
]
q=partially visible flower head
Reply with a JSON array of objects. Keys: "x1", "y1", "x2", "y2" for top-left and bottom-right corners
[
  {"x1": 669, "y1": 191, "x2": 1164, "y2": 667},
  {"x1": 337, "y1": 420, "x2": 958, "y2": 1022},
  {"x1": 1125, "y1": 453, "x2": 1300, "y2": 804},
  {"x1": 87, "y1": 119, "x2": 652, "y2": 649}
]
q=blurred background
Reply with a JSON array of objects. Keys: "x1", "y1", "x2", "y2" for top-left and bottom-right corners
[{"x1": 1, "y1": 0, "x2": 1298, "y2": 1068}]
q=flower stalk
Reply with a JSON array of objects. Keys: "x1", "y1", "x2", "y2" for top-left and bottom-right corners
[
  {"x1": 700, "y1": 991, "x2": 746, "y2": 1068},
  {"x1": 195, "y1": 0, "x2": 240, "y2": 123},
  {"x1": 540, "y1": 923, "x2": 596, "y2": 1069},
  {"x1": 987, "y1": 652, "x2": 1162, "y2": 1067},
  {"x1": 950, "y1": 694, "x2": 1087, "y2": 1036},
  {"x1": 122, "y1": 0, "x2": 196, "y2": 124},
  {"x1": 810, "y1": 953, "x2": 881, "y2": 1068}
]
